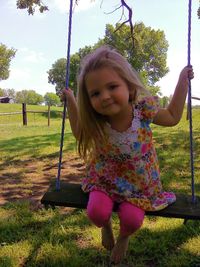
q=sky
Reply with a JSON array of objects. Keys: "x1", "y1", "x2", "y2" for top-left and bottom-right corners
[{"x1": 0, "y1": 0, "x2": 200, "y2": 104}]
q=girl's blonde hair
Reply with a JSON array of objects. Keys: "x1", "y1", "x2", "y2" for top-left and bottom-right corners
[{"x1": 77, "y1": 45, "x2": 148, "y2": 160}]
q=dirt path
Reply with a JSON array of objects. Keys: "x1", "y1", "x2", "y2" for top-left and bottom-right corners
[{"x1": 0, "y1": 155, "x2": 85, "y2": 209}]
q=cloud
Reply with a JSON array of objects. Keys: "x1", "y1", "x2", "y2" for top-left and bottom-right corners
[
  {"x1": 10, "y1": 68, "x2": 31, "y2": 81},
  {"x1": 19, "y1": 48, "x2": 46, "y2": 63},
  {"x1": 1, "y1": 67, "x2": 31, "y2": 90},
  {"x1": 24, "y1": 51, "x2": 46, "y2": 63},
  {"x1": 6, "y1": 0, "x2": 16, "y2": 10},
  {"x1": 50, "y1": 0, "x2": 98, "y2": 14}
]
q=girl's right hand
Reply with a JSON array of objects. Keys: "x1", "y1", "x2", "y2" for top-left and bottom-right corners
[{"x1": 61, "y1": 88, "x2": 75, "y2": 102}]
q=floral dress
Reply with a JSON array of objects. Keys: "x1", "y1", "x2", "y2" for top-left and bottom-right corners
[{"x1": 82, "y1": 96, "x2": 176, "y2": 211}]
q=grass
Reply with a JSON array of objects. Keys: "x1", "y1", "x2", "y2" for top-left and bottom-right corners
[
  {"x1": 0, "y1": 203, "x2": 200, "y2": 267},
  {"x1": 0, "y1": 103, "x2": 200, "y2": 267},
  {"x1": 0, "y1": 103, "x2": 75, "y2": 161}
]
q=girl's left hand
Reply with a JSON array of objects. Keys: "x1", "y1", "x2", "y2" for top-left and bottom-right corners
[{"x1": 179, "y1": 65, "x2": 194, "y2": 85}]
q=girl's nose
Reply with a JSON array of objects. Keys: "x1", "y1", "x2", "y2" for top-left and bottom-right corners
[{"x1": 101, "y1": 90, "x2": 110, "y2": 101}]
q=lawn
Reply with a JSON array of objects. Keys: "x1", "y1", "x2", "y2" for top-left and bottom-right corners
[{"x1": 0, "y1": 103, "x2": 200, "y2": 267}]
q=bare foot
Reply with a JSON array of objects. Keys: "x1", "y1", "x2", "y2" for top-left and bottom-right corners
[
  {"x1": 101, "y1": 220, "x2": 115, "y2": 251},
  {"x1": 110, "y1": 235, "x2": 129, "y2": 264}
]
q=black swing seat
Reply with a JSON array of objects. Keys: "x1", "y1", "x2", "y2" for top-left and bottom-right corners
[{"x1": 41, "y1": 182, "x2": 200, "y2": 220}]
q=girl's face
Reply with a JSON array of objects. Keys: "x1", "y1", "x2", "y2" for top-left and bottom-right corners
[{"x1": 85, "y1": 67, "x2": 130, "y2": 119}]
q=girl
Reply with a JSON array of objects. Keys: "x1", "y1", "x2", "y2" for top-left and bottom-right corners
[{"x1": 63, "y1": 46, "x2": 194, "y2": 265}]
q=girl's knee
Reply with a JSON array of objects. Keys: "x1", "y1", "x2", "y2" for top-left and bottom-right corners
[
  {"x1": 87, "y1": 205, "x2": 111, "y2": 227},
  {"x1": 121, "y1": 214, "x2": 144, "y2": 235},
  {"x1": 87, "y1": 190, "x2": 113, "y2": 227},
  {"x1": 130, "y1": 212, "x2": 144, "y2": 231},
  {"x1": 118, "y1": 202, "x2": 145, "y2": 236}
]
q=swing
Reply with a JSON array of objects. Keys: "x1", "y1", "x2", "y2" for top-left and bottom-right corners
[{"x1": 41, "y1": 0, "x2": 200, "y2": 220}]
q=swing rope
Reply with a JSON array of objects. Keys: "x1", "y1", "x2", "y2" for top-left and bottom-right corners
[
  {"x1": 56, "y1": 0, "x2": 74, "y2": 190},
  {"x1": 187, "y1": 0, "x2": 196, "y2": 203}
]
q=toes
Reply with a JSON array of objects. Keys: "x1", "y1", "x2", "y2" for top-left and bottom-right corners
[{"x1": 110, "y1": 236, "x2": 129, "y2": 264}]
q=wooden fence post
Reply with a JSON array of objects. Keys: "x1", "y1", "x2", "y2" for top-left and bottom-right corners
[
  {"x1": 48, "y1": 105, "x2": 50, "y2": 127},
  {"x1": 22, "y1": 103, "x2": 27, "y2": 125}
]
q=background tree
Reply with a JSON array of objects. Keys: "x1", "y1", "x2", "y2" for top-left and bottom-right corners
[
  {"x1": 4, "y1": 88, "x2": 16, "y2": 101},
  {"x1": 44, "y1": 92, "x2": 60, "y2": 106},
  {"x1": 15, "y1": 90, "x2": 43, "y2": 105},
  {"x1": 47, "y1": 46, "x2": 93, "y2": 95},
  {"x1": 0, "y1": 44, "x2": 16, "y2": 81},
  {"x1": 0, "y1": 88, "x2": 16, "y2": 101},
  {"x1": 0, "y1": 88, "x2": 4, "y2": 97},
  {"x1": 148, "y1": 85, "x2": 162, "y2": 97},
  {"x1": 48, "y1": 23, "x2": 168, "y2": 96},
  {"x1": 47, "y1": 58, "x2": 67, "y2": 94},
  {"x1": 159, "y1": 96, "x2": 170, "y2": 108},
  {"x1": 103, "y1": 23, "x2": 169, "y2": 87}
]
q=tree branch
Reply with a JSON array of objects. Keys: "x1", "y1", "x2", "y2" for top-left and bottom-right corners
[
  {"x1": 119, "y1": 0, "x2": 134, "y2": 47},
  {"x1": 16, "y1": 0, "x2": 48, "y2": 15},
  {"x1": 102, "y1": 0, "x2": 135, "y2": 47}
]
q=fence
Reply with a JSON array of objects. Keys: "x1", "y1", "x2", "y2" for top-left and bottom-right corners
[
  {"x1": 192, "y1": 96, "x2": 200, "y2": 101},
  {"x1": 0, "y1": 97, "x2": 199, "y2": 125},
  {"x1": 186, "y1": 96, "x2": 200, "y2": 120},
  {"x1": 0, "y1": 103, "x2": 61, "y2": 126}
]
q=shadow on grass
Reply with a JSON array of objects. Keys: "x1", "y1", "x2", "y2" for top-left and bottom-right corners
[
  {"x1": 0, "y1": 202, "x2": 200, "y2": 267},
  {"x1": 40, "y1": 110, "x2": 63, "y2": 119},
  {"x1": 1, "y1": 127, "x2": 200, "y2": 212},
  {"x1": 0, "y1": 131, "x2": 76, "y2": 164},
  {"x1": 153, "y1": 129, "x2": 200, "y2": 195},
  {"x1": 0, "y1": 156, "x2": 85, "y2": 208},
  {"x1": 0, "y1": 131, "x2": 85, "y2": 206},
  {"x1": 128, "y1": 219, "x2": 200, "y2": 267}
]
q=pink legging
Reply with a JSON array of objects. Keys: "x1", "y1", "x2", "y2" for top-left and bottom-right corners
[{"x1": 87, "y1": 190, "x2": 145, "y2": 237}]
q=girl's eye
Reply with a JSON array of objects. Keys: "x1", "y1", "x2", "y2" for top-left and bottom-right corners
[
  {"x1": 110, "y1": 85, "x2": 118, "y2": 90},
  {"x1": 90, "y1": 91, "x2": 99, "y2": 97}
]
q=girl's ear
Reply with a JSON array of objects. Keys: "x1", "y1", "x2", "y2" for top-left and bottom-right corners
[{"x1": 129, "y1": 87, "x2": 137, "y2": 103}]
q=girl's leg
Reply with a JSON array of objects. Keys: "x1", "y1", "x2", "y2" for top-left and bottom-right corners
[
  {"x1": 87, "y1": 190, "x2": 115, "y2": 250},
  {"x1": 111, "y1": 201, "x2": 144, "y2": 264},
  {"x1": 87, "y1": 190, "x2": 114, "y2": 227},
  {"x1": 118, "y1": 201, "x2": 145, "y2": 237}
]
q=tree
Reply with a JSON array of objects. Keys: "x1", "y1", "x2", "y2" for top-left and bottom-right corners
[
  {"x1": 47, "y1": 58, "x2": 67, "y2": 95},
  {"x1": 16, "y1": 0, "x2": 48, "y2": 15},
  {"x1": 48, "y1": 23, "x2": 168, "y2": 96},
  {"x1": 0, "y1": 88, "x2": 16, "y2": 101},
  {"x1": 47, "y1": 45, "x2": 93, "y2": 95},
  {"x1": 0, "y1": 88, "x2": 4, "y2": 97},
  {"x1": 44, "y1": 92, "x2": 60, "y2": 106},
  {"x1": 0, "y1": 44, "x2": 16, "y2": 81},
  {"x1": 1, "y1": 88, "x2": 16, "y2": 101},
  {"x1": 160, "y1": 96, "x2": 170, "y2": 108},
  {"x1": 147, "y1": 85, "x2": 162, "y2": 97},
  {"x1": 15, "y1": 90, "x2": 43, "y2": 105},
  {"x1": 103, "y1": 23, "x2": 169, "y2": 87}
]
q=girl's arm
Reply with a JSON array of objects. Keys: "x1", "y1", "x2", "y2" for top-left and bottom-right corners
[
  {"x1": 62, "y1": 88, "x2": 80, "y2": 140},
  {"x1": 153, "y1": 66, "x2": 194, "y2": 126}
]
